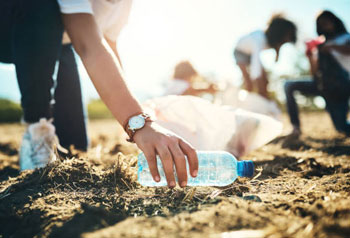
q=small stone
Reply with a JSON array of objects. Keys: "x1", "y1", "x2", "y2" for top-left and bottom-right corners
[{"x1": 242, "y1": 195, "x2": 262, "y2": 202}]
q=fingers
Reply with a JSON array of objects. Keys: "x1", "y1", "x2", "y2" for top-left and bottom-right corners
[
  {"x1": 169, "y1": 143, "x2": 187, "y2": 188},
  {"x1": 179, "y1": 139, "x2": 198, "y2": 178},
  {"x1": 143, "y1": 148, "x2": 160, "y2": 183},
  {"x1": 134, "y1": 122, "x2": 198, "y2": 188},
  {"x1": 156, "y1": 146, "x2": 176, "y2": 188}
]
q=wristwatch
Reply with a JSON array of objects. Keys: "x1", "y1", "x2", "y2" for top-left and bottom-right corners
[{"x1": 124, "y1": 113, "x2": 152, "y2": 143}]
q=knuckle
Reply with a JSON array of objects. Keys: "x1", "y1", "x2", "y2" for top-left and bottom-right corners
[
  {"x1": 160, "y1": 151, "x2": 171, "y2": 160},
  {"x1": 158, "y1": 136, "x2": 168, "y2": 145},
  {"x1": 170, "y1": 136, "x2": 179, "y2": 143}
]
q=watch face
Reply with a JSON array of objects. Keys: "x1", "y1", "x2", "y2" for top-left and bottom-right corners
[{"x1": 129, "y1": 115, "x2": 145, "y2": 130}]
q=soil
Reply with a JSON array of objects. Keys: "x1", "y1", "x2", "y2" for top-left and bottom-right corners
[{"x1": 0, "y1": 113, "x2": 349, "y2": 238}]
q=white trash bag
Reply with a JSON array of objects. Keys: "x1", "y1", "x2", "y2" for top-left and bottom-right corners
[
  {"x1": 217, "y1": 86, "x2": 282, "y2": 121},
  {"x1": 143, "y1": 95, "x2": 282, "y2": 157}
]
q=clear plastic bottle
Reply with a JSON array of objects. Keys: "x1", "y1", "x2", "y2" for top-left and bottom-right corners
[{"x1": 137, "y1": 151, "x2": 254, "y2": 186}]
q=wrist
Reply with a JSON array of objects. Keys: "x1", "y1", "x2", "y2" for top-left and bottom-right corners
[
  {"x1": 133, "y1": 121, "x2": 153, "y2": 141},
  {"x1": 124, "y1": 113, "x2": 153, "y2": 143},
  {"x1": 122, "y1": 111, "x2": 143, "y2": 132}
]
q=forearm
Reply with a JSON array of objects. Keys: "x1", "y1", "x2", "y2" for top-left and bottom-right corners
[
  {"x1": 307, "y1": 55, "x2": 318, "y2": 76},
  {"x1": 63, "y1": 13, "x2": 141, "y2": 127},
  {"x1": 82, "y1": 41, "x2": 142, "y2": 126},
  {"x1": 238, "y1": 64, "x2": 253, "y2": 91},
  {"x1": 238, "y1": 64, "x2": 251, "y2": 82},
  {"x1": 183, "y1": 87, "x2": 214, "y2": 96},
  {"x1": 105, "y1": 36, "x2": 123, "y2": 68}
]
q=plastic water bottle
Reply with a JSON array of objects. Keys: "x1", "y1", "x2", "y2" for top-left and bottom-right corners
[{"x1": 137, "y1": 151, "x2": 254, "y2": 186}]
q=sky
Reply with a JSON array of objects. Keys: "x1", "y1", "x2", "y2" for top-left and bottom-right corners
[{"x1": 1, "y1": 0, "x2": 350, "y2": 102}]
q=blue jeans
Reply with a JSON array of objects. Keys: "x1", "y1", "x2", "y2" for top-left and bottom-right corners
[
  {"x1": 0, "y1": 0, "x2": 88, "y2": 150},
  {"x1": 326, "y1": 100, "x2": 350, "y2": 135},
  {"x1": 284, "y1": 79, "x2": 350, "y2": 135}
]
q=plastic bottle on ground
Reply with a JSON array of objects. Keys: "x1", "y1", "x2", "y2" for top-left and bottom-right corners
[{"x1": 138, "y1": 151, "x2": 254, "y2": 187}]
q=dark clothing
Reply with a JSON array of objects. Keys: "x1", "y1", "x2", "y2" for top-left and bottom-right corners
[
  {"x1": 316, "y1": 49, "x2": 350, "y2": 101},
  {"x1": 284, "y1": 79, "x2": 350, "y2": 135},
  {"x1": 326, "y1": 100, "x2": 350, "y2": 134},
  {"x1": 54, "y1": 44, "x2": 89, "y2": 150},
  {"x1": 0, "y1": 0, "x2": 63, "y2": 122},
  {"x1": 0, "y1": 0, "x2": 88, "y2": 150},
  {"x1": 284, "y1": 80, "x2": 319, "y2": 128}
]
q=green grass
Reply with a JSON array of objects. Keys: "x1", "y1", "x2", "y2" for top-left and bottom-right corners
[
  {"x1": 0, "y1": 98, "x2": 114, "y2": 123},
  {"x1": 0, "y1": 99, "x2": 22, "y2": 123},
  {"x1": 87, "y1": 99, "x2": 113, "y2": 119}
]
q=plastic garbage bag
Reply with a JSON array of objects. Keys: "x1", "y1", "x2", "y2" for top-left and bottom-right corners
[
  {"x1": 143, "y1": 95, "x2": 282, "y2": 157},
  {"x1": 216, "y1": 86, "x2": 282, "y2": 121}
]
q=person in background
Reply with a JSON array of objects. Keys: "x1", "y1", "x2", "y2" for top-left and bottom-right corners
[
  {"x1": 0, "y1": 0, "x2": 198, "y2": 188},
  {"x1": 54, "y1": 0, "x2": 133, "y2": 151},
  {"x1": 284, "y1": 10, "x2": 350, "y2": 136},
  {"x1": 234, "y1": 14, "x2": 297, "y2": 98},
  {"x1": 164, "y1": 61, "x2": 217, "y2": 96}
]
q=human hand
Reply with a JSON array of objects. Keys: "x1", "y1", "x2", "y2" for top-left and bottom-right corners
[
  {"x1": 305, "y1": 37, "x2": 325, "y2": 56},
  {"x1": 133, "y1": 122, "x2": 198, "y2": 188}
]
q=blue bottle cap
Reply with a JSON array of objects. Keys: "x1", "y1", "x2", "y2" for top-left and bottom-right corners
[{"x1": 237, "y1": 160, "x2": 254, "y2": 177}]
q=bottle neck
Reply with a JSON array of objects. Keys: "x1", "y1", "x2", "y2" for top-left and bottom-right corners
[{"x1": 237, "y1": 161, "x2": 254, "y2": 177}]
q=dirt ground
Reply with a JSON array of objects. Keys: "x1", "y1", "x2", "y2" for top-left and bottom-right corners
[{"x1": 0, "y1": 112, "x2": 349, "y2": 238}]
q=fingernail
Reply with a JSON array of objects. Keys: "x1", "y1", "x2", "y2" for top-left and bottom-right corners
[
  {"x1": 169, "y1": 181, "x2": 176, "y2": 188},
  {"x1": 192, "y1": 170, "x2": 198, "y2": 177},
  {"x1": 154, "y1": 176, "x2": 160, "y2": 182},
  {"x1": 181, "y1": 181, "x2": 187, "y2": 187}
]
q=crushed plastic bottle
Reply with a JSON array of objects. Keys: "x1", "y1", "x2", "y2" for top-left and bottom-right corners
[{"x1": 138, "y1": 151, "x2": 254, "y2": 186}]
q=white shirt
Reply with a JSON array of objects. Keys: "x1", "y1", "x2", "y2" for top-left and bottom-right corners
[
  {"x1": 328, "y1": 33, "x2": 350, "y2": 75},
  {"x1": 58, "y1": 0, "x2": 133, "y2": 42},
  {"x1": 235, "y1": 30, "x2": 268, "y2": 79}
]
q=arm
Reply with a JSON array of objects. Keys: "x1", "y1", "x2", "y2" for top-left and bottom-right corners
[
  {"x1": 237, "y1": 63, "x2": 253, "y2": 92},
  {"x1": 62, "y1": 13, "x2": 198, "y2": 187},
  {"x1": 274, "y1": 44, "x2": 282, "y2": 62},
  {"x1": 307, "y1": 54, "x2": 318, "y2": 77},
  {"x1": 250, "y1": 43, "x2": 263, "y2": 81},
  {"x1": 105, "y1": 36, "x2": 123, "y2": 68},
  {"x1": 182, "y1": 84, "x2": 217, "y2": 96},
  {"x1": 256, "y1": 67, "x2": 269, "y2": 98}
]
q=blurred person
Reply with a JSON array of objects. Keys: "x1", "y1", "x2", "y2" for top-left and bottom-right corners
[
  {"x1": 284, "y1": 10, "x2": 350, "y2": 136},
  {"x1": 0, "y1": 0, "x2": 198, "y2": 188},
  {"x1": 164, "y1": 61, "x2": 217, "y2": 96},
  {"x1": 234, "y1": 14, "x2": 297, "y2": 98}
]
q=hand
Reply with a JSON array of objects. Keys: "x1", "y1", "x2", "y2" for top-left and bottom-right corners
[
  {"x1": 133, "y1": 122, "x2": 198, "y2": 188},
  {"x1": 305, "y1": 37, "x2": 324, "y2": 56}
]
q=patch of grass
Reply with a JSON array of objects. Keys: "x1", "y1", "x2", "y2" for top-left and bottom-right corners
[
  {"x1": 0, "y1": 98, "x2": 22, "y2": 123},
  {"x1": 87, "y1": 99, "x2": 113, "y2": 119}
]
